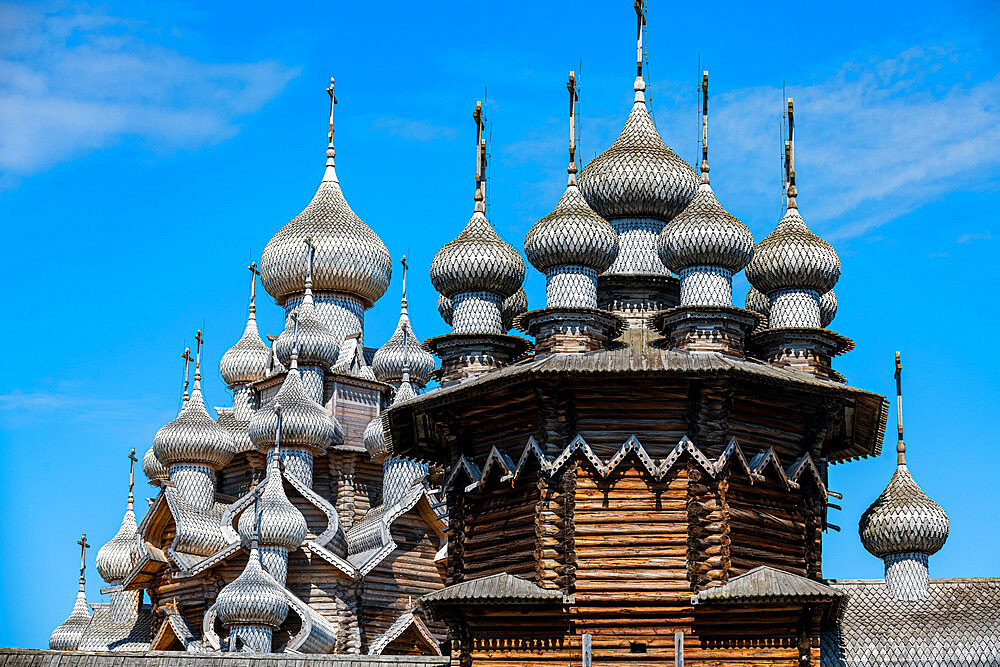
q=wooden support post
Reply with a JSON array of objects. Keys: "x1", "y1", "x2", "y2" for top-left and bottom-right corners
[
  {"x1": 582, "y1": 633, "x2": 592, "y2": 667},
  {"x1": 675, "y1": 631, "x2": 684, "y2": 666}
]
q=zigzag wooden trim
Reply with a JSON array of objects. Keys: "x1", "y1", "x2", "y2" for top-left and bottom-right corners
[
  {"x1": 750, "y1": 448, "x2": 795, "y2": 490},
  {"x1": 786, "y1": 453, "x2": 828, "y2": 499},
  {"x1": 513, "y1": 436, "x2": 550, "y2": 479},
  {"x1": 479, "y1": 446, "x2": 516, "y2": 486},
  {"x1": 444, "y1": 456, "x2": 482, "y2": 491},
  {"x1": 715, "y1": 437, "x2": 758, "y2": 482}
]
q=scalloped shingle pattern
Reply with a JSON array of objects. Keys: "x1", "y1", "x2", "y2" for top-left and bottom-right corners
[
  {"x1": 430, "y1": 211, "x2": 524, "y2": 299},
  {"x1": 220, "y1": 311, "x2": 271, "y2": 388},
  {"x1": 153, "y1": 383, "x2": 236, "y2": 470},
  {"x1": 95, "y1": 506, "x2": 140, "y2": 584},
  {"x1": 746, "y1": 208, "x2": 840, "y2": 294},
  {"x1": 275, "y1": 298, "x2": 339, "y2": 370},
  {"x1": 525, "y1": 184, "x2": 618, "y2": 273},
  {"x1": 659, "y1": 184, "x2": 754, "y2": 273},
  {"x1": 215, "y1": 547, "x2": 289, "y2": 629},
  {"x1": 859, "y1": 465, "x2": 949, "y2": 557},
  {"x1": 372, "y1": 309, "x2": 435, "y2": 387},
  {"x1": 249, "y1": 366, "x2": 343, "y2": 456},
  {"x1": 260, "y1": 173, "x2": 391, "y2": 306}
]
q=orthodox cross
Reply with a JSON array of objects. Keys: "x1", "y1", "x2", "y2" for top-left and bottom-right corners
[
  {"x1": 181, "y1": 347, "x2": 193, "y2": 399},
  {"x1": 567, "y1": 71, "x2": 578, "y2": 171},
  {"x1": 473, "y1": 102, "x2": 485, "y2": 195},
  {"x1": 77, "y1": 534, "x2": 89, "y2": 590},
  {"x1": 248, "y1": 261, "x2": 260, "y2": 310},
  {"x1": 895, "y1": 351, "x2": 906, "y2": 466},
  {"x1": 634, "y1": 0, "x2": 646, "y2": 79},
  {"x1": 304, "y1": 236, "x2": 316, "y2": 289},
  {"x1": 701, "y1": 70, "x2": 709, "y2": 176},
  {"x1": 401, "y1": 255, "x2": 408, "y2": 301},
  {"x1": 785, "y1": 98, "x2": 796, "y2": 206},
  {"x1": 194, "y1": 329, "x2": 204, "y2": 378},
  {"x1": 327, "y1": 78, "x2": 337, "y2": 151},
  {"x1": 127, "y1": 448, "x2": 137, "y2": 505}
]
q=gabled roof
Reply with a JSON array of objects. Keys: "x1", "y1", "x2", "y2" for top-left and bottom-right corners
[
  {"x1": 419, "y1": 572, "x2": 571, "y2": 617},
  {"x1": 367, "y1": 609, "x2": 441, "y2": 656},
  {"x1": 821, "y1": 578, "x2": 1000, "y2": 667},
  {"x1": 693, "y1": 566, "x2": 844, "y2": 605}
]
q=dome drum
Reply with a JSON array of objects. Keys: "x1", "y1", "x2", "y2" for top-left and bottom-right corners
[
  {"x1": 544, "y1": 265, "x2": 599, "y2": 309},
  {"x1": 260, "y1": 547, "x2": 292, "y2": 587},
  {"x1": 676, "y1": 265, "x2": 735, "y2": 307},
  {"x1": 229, "y1": 625, "x2": 275, "y2": 654},
  {"x1": 267, "y1": 448, "x2": 315, "y2": 490},
  {"x1": 516, "y1": 307, "x2": 625, "y2": 355},
  {"x1": 452, "y1": 291, "x2": 504, "y2": 335},
  {"x1": 605, "y1": 218, "x2": 673, "y2": 276},
  {"x1": 652, "y1": 305, "x2": 759, "y2": 357},
  {"x1": 749, "y1": 327, "x2": 854, "y2": 380},
  {"x1": 884, "y1": 552, "x2": 931, "y2": 601},
  {"x1": 382, "y1": 457, "x2": 429, "y2": 507},
  {"x1": 596, "y1": 273, "x2": 679, "y2": 330},
  {"x1": 169, "y1": 464, "x2": 218, "y2": 511},
  {"x1": 425, "y1": 333, "x2": 532, "y2": 386},
  {"x1": 768, "y1": 288, "x2": 821, "y2": 328}
]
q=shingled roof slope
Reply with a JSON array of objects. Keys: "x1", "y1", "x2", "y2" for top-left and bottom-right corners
[
  {"x1": 420, "y1": 572, "x2": 570, "y2": 609},
  {"x1": 821, "y1": 578, "x2": 1000, "y2": 666},
  {"x1": 693, "y1": 566, "x2": 844, "y2": 605}
]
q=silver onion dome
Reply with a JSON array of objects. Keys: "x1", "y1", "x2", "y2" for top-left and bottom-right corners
[
  {"x1": 438, "y1": 294, "x2": 453, "y2": 327},
  {"x1": 745, "y1": 206, "x2": 840, "y2": 295},
  {"x1": 658, "y1": 180, "x2": 753, "y2": 274},
  {"x1": 248, "y1": 358, "x2": 343, "y2": 455},
  {"x1": 526, "y1": 181, "x2": 618, "y2": 274},
  {"x1": 820, "y1": 289, "x2": 837, "y2": 328},
  {"x1": 49, "y1": 592, "x2": 91, "y2": 650},
  {"x1": 502, "y1": 288, "x2": 528, "y2": 331},
  {"x1": 577, "y1": 82, "x2": 698, "y2": 223},
  {"x1": 430, "y1": 206, "x2": 525, "y2": 299},
  {"x1": 95, "y1": 505, "x2": 139, "y2": 584},
  {"x1": 363, "y1": 377, "x2": 417, "y2": 460},
  {"x1": 274, "y1": 294, "x2": 338, "y2": 370},
  {"x1": 859, "y1": 464, "x2": 949, "y2": 558},
  {"x1": 372, "y1": 262, "x2": 435, "y2": 388},
  {"x1": 256, "y1": 457, "x2": 307, "y2": 551},
  {"x1": 220, "y1": 273, "x2": 270, "y2": 388},
  {"x1": 153, "y1": 367, "x2": 236, "y2": 471},
  {"x1": 142, "y1": 445, "x2": 168, "y2": 484},
  {"x1": 215, "y1": 546, "x2": 288, "y2": 629},
  {"x1": 260, "y1": 87, "x2": 390, "y2": 308}
]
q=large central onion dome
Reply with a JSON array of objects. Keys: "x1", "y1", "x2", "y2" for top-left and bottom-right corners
[
  {"x1": 260, "y1": 84, "x2": 391, "y2": 308},
  {"x1": 577, "y1": 86, "x2": 699, "y2": 223},
  {"x1": 430, "y1": 199, "x2": 525, "y2": 301}
]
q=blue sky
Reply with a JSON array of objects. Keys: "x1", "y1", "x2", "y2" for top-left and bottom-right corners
[{"x1": 1, "y1": 0, "x2": 999, "y2": 649}]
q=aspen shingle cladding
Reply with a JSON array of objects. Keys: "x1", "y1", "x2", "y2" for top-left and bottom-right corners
[
  {"x1": 820, "y1": 578, "x2": 1000, "y2": 666},
  {"x1": 75, "y1": 603, "x2": 153, "y2": 652}
]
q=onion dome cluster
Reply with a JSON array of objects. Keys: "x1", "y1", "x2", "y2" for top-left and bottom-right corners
[
  {"x1": 248, "y1": 359, "x2": 343, "y2": 457},
  {"x1": 220, "y1": 307, "x2": 270, "y2": 388},
  {"x1": 215, "y1": 547, "x2": 288, "y2": 630},
  {"x1": 746, "y1": 204, "x2": 840, "y2": 328},
  {"x1": 430, "y1": 196, "x2": 525, "y2": 334},
  {"x1": 658, "y1": 175, "x2": 753, "y2": 306},
  {"x1": 260, "y1": 156, "x2": 390, "y2": 309},
  {"x1": 526, "y1": 175, "x2": 618, "y2": 309},
  {"x1": 153, "y1": 376, "x2": 235, "y2": 472},
  {"x1": 859, "y1": 465, "x2": 949, "y2": 559},
  {"x1": 143, "y1": 445, "x2": 169, "y2": 484},
  {"x1": 95, "y1": 507, "x2": 139, "y2": 584},
  {"x1": 372, "y1": 289, "x2": 435, "y2": 389}
]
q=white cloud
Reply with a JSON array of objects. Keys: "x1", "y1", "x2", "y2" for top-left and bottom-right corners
[
  {"x1": 371, "y1": 117, "x2": 458, "y2": 142},
  {"x1": 0, "y1": 3, "x2": 299, "y2": 176},
  {"x1": 956, "y1": 230, "x2": 992, "y2": 243}
]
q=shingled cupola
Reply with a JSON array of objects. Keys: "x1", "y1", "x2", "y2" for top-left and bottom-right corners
[
  {"x1": 220, "y1": 262, "x2": 271, "y2": 421},
  {"x1": 859, "y1": 353, "x2": 949, "y2": 601},
  {"x1": 426, "y1": 102, "x2": 530, "y2": 385},
  {"x1": 260, "y1": 79, "x2": 392, "y2": 349},
  {"x1": 652, "y1": 71, "x2": 759, "y2": 356},
  {"x1": 576, "y1": 0, "x2": 699, "y2": 329},
  {"x1": 745, "y1": 99, "x2": 852, "y2": 378},
  {"x1": 519, "y1": 71, "x2": 625, "y2": 354}
]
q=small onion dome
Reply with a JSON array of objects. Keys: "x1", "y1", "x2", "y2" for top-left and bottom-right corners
[
  {"x1": 260, "y1": 162, "x2": 391, "y2": 307},
  {"x1": 49, "y1": 592, "x2": 91, "y2": 650},
  {"x1": 248, "y1": 362, "x2": 343, "y2": 455},
  {"x1": 745, "y1": 207, "x2": 840, "y2": 295},
  {"x1": 429, "y1": 208, "x2": 525, "y2": 299},
  {"x1": 820, "y1": 289, "x2": 837, "y2": 328},
  {"x1": 143, "y1": 445, "x2": 168, "y2": 484},
  {"x1": 371, "y1": 305, "x2": 435, "y2": 388},
  {"x1": 274, "y1": 298, "x2": 338, "y2": 369},
  {"x1": 745, "y1": 286, "x2": 770, "y2": 317},
  {"x1": 577, "y1": 87, "x2": 698, "y2": 222},
  {"x1": 502, "y1": 288, "x2": 528, "y2": 331},
  {"x1": 859, "y1": 464, "x2": 949, "y2": 558},
  {"x1": 438, "y1": 294, "x2": 453, "y2": 326},
  {"x1": 525, "y1": 183, "x2": 618, "y2": 274},
  {"x1": 95, "y1": 506, "x2": 140, "y2": 583},
  {"x1": 220, "y1": 310, "x2": 270, "y2": 388},
  {"x1": 362, "y1": 413, "x2": 387, "y2": 460},
  {"x1": 256, "y1": 457, "x2": 307, "y2": 551},
  {"x1": 153, "y1": 377, "x2": 236, "y2": 470},
  {"x1": 215, "y1": 547, "x2": 288, "y2": 629},
  {"x1": 658, "y1": 181, "x2": 753, "y2": 274}
]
